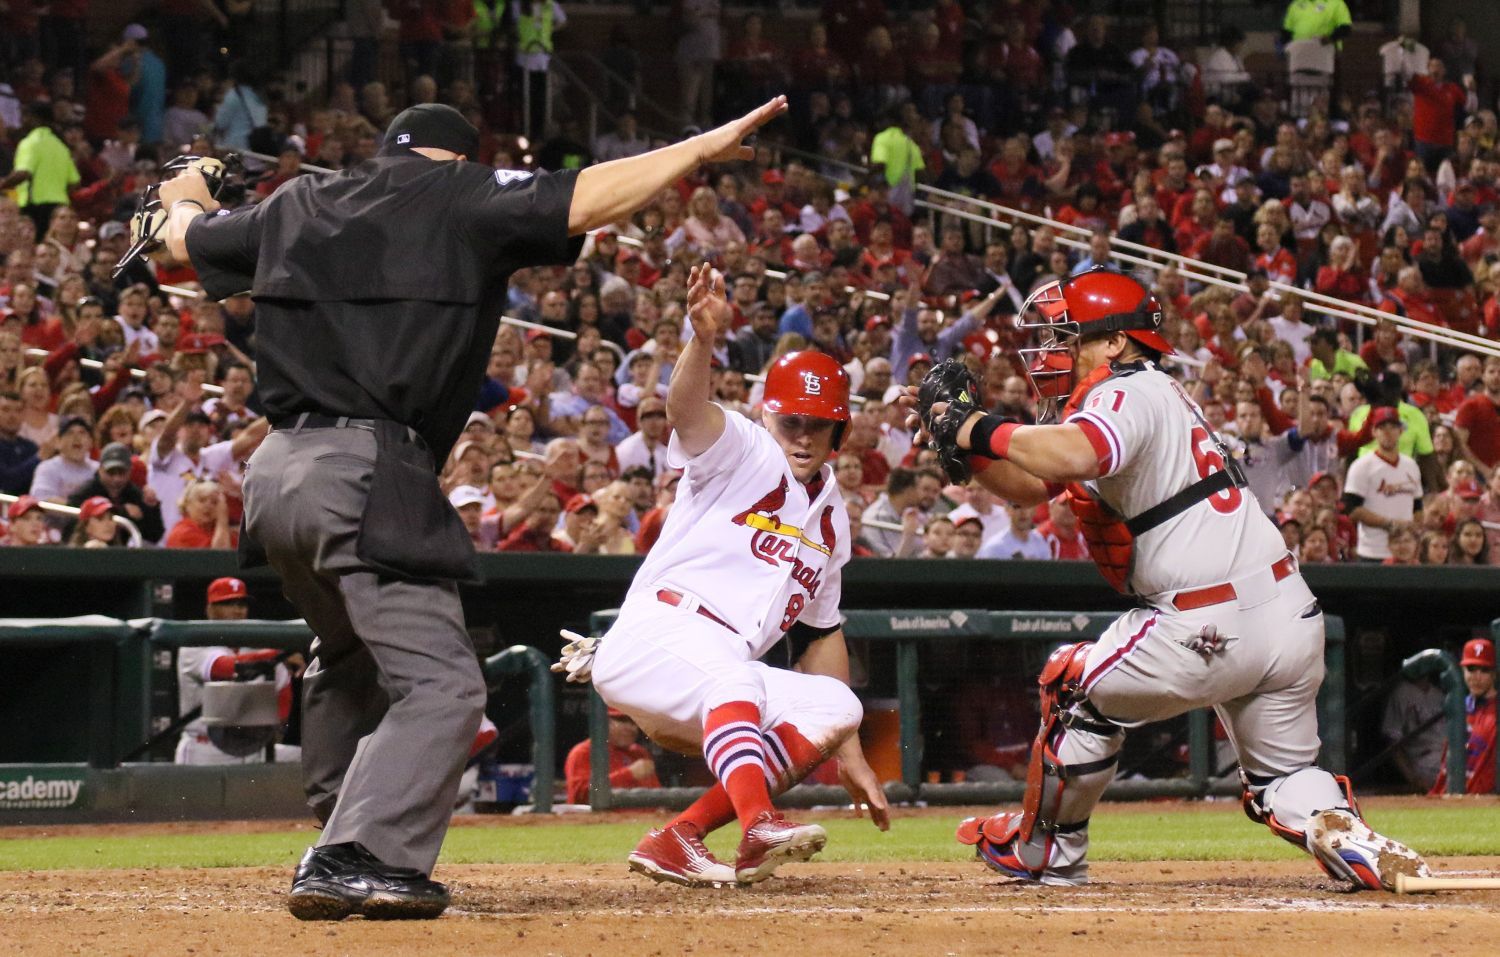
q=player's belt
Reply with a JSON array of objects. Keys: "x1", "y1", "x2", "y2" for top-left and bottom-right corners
[
  {"x1": 1170, "y1": 555, "x2": 1297, "y2": 612},
  {"x1": 656, "y1": 589, "x2": 739, "y2": 633}
]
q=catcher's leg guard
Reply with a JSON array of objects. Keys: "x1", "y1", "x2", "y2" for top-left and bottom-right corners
[
  {"x1": 1242, "y1": 767, "x2": 1430, "y2": 891},
  {"x1": 957, "y1": 643, "x2": 1124, "y2": 886}
]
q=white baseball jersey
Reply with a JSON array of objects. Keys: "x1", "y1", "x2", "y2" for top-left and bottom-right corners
[
  {"x1": 149, "y1": 437, "x2": 237, "y2": 530},
  {"x1": 1343, "y1": 449, "x2": 1421, "y2": 559},
  {"x1": 627, "y1": 406, "x2": 849, "y2": 660},
  {"x1": 1064, "y1": 363, "x2": 1287, "y2": 598}
]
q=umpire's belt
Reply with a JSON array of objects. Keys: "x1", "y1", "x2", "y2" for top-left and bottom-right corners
[
  {"x1": 1170, "y1": 554, "x2": 1297, "y2": 612},
  {"x1": 271, "y1": 413, "x2": 423, "y2": 447},
  {"x1": 657, "y1": 588, "x2": 739, "y2": 634}
]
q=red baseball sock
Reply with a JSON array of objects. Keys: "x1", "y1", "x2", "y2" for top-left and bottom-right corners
[
  {"x1": 763, "y1": 722, "x2": 827, "y2": 792},
  {"x1": 669, "y1": 785, "x2": 736, "y2": 836},
  {"x1": 702, "y1": 701, "x2": 773, "y2": 828}
]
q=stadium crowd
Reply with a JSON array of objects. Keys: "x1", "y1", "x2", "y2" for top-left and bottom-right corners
[{"x1": 2, "y1": 3, "x2": 1500, "y2": 569}]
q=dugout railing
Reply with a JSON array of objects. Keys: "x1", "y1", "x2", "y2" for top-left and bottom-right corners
[
  {"x1": 582, "y1": 608, "x2": 1349, "y2": 809},
  {"x1": 0, "y1": 616, "x2": 557, "y2": 821}
]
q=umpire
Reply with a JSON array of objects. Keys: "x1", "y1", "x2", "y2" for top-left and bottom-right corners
[{"x1": 160, "y1": 96, "x2": 788, "y2": 920}]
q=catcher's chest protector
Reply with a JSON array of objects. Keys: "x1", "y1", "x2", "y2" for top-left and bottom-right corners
[
  {"x1": 1066, "y1": 486, "x2": 1134, "y2": 593},
  {"x1": 1061, "y1": 365, "x2": 1136, "y2": 594}
]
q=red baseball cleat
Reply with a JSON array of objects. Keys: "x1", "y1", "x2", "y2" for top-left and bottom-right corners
[
  {"x1": 734, "y1": 811, "x2": 827, "y2": 884},
  {"x1": 628, "y1": 824, "x2": 738, "y2": 888}
]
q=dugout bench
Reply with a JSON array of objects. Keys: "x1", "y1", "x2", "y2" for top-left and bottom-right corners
[{"x1": 582, "y1": 608, "x2": 1350, "y2": 809}]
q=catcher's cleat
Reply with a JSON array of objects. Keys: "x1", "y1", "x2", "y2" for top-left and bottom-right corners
[
  {"x1": 628, "y1": 824, "x2": 738, "y2": 888},
  {"x1": 1306, "y1": 810, "x2": 1431, "y2": 892},
  {"x1": 956, "y1": 812, "x2": 1086, "y2": 886},
  {"x1": 287, "y1": 842, "x2": 450, "y2": 920},
  {"x1": 733, "y1": 811, "x2": 827, "y2": 884}
]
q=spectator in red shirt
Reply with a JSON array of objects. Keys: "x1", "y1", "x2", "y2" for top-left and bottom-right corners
[
  {"x1": 1410, "y1": 58, "x2": 1471, "y2": 175},
  {"x1": 163, "y1": 478, "x2": 234, "y2": 549},
  {"x1": 1314, "y1": 236, "x2": 1368, "y2": 304},
  {"x1": 563, "y1": 708, "x2": 661, "y2": 805},
  {"x1": 497, "y1": 491, "x2": 569, "y2": 552},
  {"x1": 1454, "y1": 354, "x2": 1500, "y2": 479},
  {"x1": 1036, "y1": 495, "x2": 1088, "y2": 560}
]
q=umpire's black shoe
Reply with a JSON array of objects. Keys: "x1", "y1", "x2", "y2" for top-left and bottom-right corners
[{"x1": 287, "y1": 842, "x2": 451, "y2": 921}]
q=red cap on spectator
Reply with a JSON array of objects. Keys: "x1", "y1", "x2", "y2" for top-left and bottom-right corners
[
  {"x1": 6, "y1": 495, "x2": 41, "y2": 521},
  {"x1": 206, "y1": 577, "x2": 248, "y2": 604},
  {"x1": 953, "y1": 515, "x2": 983, "y2": 531},
  {"x1": 864, "y1": 315, "x2": 889, "y2": 332},
  {"x1": 78, "y1": 497, "x2": 115, "y2": 521},
  {"x1": 1104, "y1": 131, "x2": 1134, "y2": 148},
  {"x1": 1454, "y1": 479, "x2": 1483, "y2": 500},
  {"x1": 526, "y1": 328, "x2": 552, "y2": 342},
  {"x1": 762, "y1": 169, "x2": 785, "y2": 185},
  {"x1": 178, "y1": 334, "x2": 211, "y2": 354},
  {"x1": 565, "y1": 494, "x2": 597, "y2": 514},
  {"x1": 909, "y1": 352, "x2": 933, "y2": 366},
  {"x1": 1309, "y1": 471, "x2": 1335, "y2": 489},
  {"x1": 1461, "y1": 638, "x2": 1496, "y2": 669},
  {"x1": 1370, "y1": 407, "x2": 1403, "y2": 428}
]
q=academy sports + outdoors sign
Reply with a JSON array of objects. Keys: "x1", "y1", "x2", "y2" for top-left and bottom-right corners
[{"x1": 0, "y1": 769, "x2": 85, "y2": 810}]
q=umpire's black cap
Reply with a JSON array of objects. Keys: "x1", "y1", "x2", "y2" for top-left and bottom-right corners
[{"x1": 379, "y1": 104, "x2": 480, "y2": 159}]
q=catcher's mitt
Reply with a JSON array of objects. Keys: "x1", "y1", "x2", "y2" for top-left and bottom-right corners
[{"x1": 917, "y1": 358, "x2": 982, "y2": 484}]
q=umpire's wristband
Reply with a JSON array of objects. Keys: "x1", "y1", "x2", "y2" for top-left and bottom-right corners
[{"x1": 968, "y1": 415, "x2": 1021, "y2": 460}]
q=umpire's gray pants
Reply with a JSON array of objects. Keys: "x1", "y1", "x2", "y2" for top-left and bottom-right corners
[{"x1": 243, "y1": 425, "x2": 486, "y2": 875}]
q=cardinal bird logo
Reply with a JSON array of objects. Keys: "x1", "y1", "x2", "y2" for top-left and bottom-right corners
[
  {"x1": 818, "y1": 505, "x2": 837, "y2": 554},
  {"x1": 732, "y1": 476, "x2": 835, "y2": 566},
  {"x1": 731, "y1": 476, "x2": 789, "y2": 529}
]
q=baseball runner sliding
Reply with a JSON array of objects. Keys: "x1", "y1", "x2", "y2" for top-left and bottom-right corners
[
  {"x1": 557, "y1": 264, "x2": 889, "y2": 887},
  {"x1": 906, "y1": 268, "x2": 1429, "y2": 891}
]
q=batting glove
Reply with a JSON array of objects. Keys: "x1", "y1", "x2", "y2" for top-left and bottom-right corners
[{"x1": 551, "y1": 629, "x2": 601, "y2": 684}]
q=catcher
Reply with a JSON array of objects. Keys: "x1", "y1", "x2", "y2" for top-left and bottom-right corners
[{"x1": 908, "y1": 268, "x2": 1428, "y2": 890}]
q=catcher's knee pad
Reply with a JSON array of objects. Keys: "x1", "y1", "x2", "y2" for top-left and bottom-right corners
[{"x1": 1242, "y1": 766, "x2": 1358, "y2": 847}]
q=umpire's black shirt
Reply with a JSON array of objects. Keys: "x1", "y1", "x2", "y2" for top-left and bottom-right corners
[{"x1": 186, "y1": 157, "x2": 581, "y2": 461}]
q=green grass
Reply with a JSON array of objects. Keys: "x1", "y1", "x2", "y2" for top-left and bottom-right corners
[{"x1": 1, "y1": 803, "x2": 1495, "y2": 873}]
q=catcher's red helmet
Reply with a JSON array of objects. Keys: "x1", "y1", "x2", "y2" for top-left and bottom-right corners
[
  {"x1": 1016, "y1": 269, "x2": 1172, "y2": 421},
  {"x1": 762, "y1": 350, "x2": 851, "y2": 422},
  {"x1": 1035, "y1": 269, "x2": 1173, "y2": 355}
]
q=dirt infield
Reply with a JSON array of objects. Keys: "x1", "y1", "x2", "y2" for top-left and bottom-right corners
[{"x1": 5, "y1": 848, "x2": 1499, "y2": 955}]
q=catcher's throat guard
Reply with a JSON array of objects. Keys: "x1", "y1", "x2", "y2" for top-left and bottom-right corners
[{"x1": 113, "y1": 154, "x2": 241, "y2": 279}]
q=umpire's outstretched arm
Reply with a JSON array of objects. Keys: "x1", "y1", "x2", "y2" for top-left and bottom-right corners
[
  {"x1": 567, "y1": 97, "x2": 787, "y2": 235},
  {"x1": 158, "y1": 97, "x2": 790, "y2": 261}
]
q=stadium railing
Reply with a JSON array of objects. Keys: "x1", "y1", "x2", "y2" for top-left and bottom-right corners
[{"x1": 913, "y1": 184, "x2": 1500, "y2": 360}]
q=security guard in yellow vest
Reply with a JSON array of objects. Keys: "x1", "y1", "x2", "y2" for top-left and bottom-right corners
[
  {"x1": 1281, "y1": 0, "x2": 1351, "y2": 48},
  {"x1": 473, "y1": 0, "x2": 510, "y2": 96},
  {"x1": 511, "y1": 0, "x2": 565, "y2": 140}
]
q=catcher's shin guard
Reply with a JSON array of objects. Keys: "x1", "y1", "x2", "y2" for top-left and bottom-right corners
[
  {"x1": 1242, "y1": 767, "x2": 1430, "y2": 890},
  {"x1": 957, "y1": 643, "x2": 1123, "y2": 885}
]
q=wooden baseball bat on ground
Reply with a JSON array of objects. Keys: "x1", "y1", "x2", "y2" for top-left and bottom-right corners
[{"x1": 1395, "y1": 872, "x2": 1500, "y2": 893}]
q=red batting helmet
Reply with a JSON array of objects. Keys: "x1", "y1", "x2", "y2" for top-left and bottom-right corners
[
  {"x1": 762, "y1": 350, "x2": 851, "y2": 448},
  {"x1": 1016, "y1": 268, "x2": 1173, "y2": 421},
  {"x1": 762, "y1": 350, "x2": 851, "y2": 422}
]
